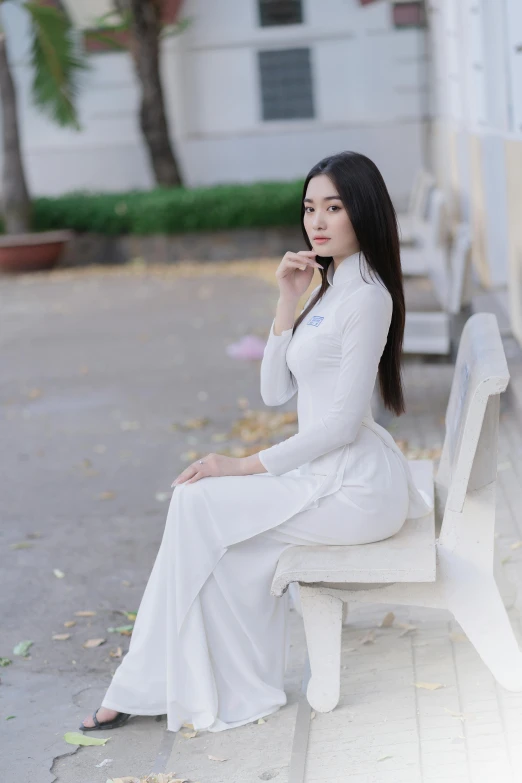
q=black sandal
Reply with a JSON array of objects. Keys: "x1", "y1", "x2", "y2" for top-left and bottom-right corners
[{"x1": 79, "y1": 707, "x2": 131, "y2": 731}]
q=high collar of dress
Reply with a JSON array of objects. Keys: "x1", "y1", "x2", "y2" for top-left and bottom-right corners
[{"x1": 326, "y1": 251, "x2": 365, "y2": 287}]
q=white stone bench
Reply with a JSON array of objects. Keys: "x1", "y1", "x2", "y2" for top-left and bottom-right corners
[
  {"x1": 271, "y1": 312, "x2": 522, "y2": 712},
  {"x1": 403, "y1": 221, "x2": 472, "y2": 355},
  {"x1": 397, "y1": 168, "x2": 435, "y2": 246}
]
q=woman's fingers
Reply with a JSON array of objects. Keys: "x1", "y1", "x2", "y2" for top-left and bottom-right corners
[
  {"x1": 286, "y1": 259, "x2": 320, "y2": 272},
  {"x1": 293, "y1": 252, "x2": 322, "y2": 269}
]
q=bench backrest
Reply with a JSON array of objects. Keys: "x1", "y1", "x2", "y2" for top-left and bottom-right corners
[
  {"x1": 436, "y1": 313, "x2": 509, "y2": 514},
  {"x1": 428, "y1": 221, "x2": 472, "y2": 315},
  {"x1": 409, "y1": 169, "x2": 435, "y2": 219},
  {"x1": 422, "y1": 188, "x2": 447, "y2": 250},
  {"x1": 447, "y1": 223, "x2": 472, "y2": 315}
]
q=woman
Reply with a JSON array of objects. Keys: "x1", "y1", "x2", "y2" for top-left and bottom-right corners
[{"x1": 80, "y1": 150, "x2": 431, "y2": 733}]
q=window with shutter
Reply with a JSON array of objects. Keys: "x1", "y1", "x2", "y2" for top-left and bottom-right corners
[
  {"x1": 258, "y1": 48, "x2": 315, "y2": 120},
  {"x1": 258, "y1": 0, "x2": 303, "y2": 27}
]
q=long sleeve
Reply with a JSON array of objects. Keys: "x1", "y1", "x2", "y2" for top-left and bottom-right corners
[
  {"x1": 260, "y1": 284, "x2": 320, "y2": 406},
  {"x1": 258, "y1": 283, "x2": 393, "y2": 475}
]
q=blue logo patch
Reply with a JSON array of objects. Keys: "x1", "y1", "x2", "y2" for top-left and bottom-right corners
[{"x1": 307, "y1": 315, "x2": 324, "y2": 327}]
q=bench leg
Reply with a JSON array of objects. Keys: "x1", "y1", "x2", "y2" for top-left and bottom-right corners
[
  {"x1": 299, "y1": 586, "x2": 344, "y2": 712},
  {"x1": 441, "y1": 559, "x2": 522, "y2": 691},
  {"x1": 494, "y1": 541, "x2": 518, "y2": 610}
]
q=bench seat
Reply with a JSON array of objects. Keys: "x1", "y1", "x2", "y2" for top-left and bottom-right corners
[{"x1": 272, "y1": 460, "x2": 436, "y2": 597}]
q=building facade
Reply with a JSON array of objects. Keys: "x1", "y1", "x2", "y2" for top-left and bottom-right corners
[
  {"x1": 427, "y1": 0, "x2": 522, "y2": 340},
  {"x1": 0, "y1": 0, "x2": 429, "y2": 208}
]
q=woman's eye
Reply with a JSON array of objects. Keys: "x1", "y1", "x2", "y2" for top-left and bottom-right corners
[{"x1": 304, "y1": 206, "x2": 340, "y2": 213}]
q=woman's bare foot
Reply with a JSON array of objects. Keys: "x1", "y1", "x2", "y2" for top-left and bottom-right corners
[{"x1": 81, "y1": 706, "x2": 119, "y2": 728}]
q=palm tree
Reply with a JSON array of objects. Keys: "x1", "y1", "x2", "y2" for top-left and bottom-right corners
[
  {"x1": 92, "y1": 0, "x2": 188, "y2": 187},
  {"x1": 0, "y1": 0, "x2": 86, "y2": 234}
]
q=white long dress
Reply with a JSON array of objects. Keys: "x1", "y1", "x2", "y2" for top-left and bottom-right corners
[{"x1": 101, "y1": 251, "x2": 432, "y2": 733}]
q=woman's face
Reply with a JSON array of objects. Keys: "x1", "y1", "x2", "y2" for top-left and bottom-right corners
[{"x1": 303, "y1": 174, "x2": 359, "y2": 262}]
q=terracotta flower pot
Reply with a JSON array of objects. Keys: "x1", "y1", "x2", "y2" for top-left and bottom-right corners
[{"x1": 0, "y1": 230, "x2": 73, "y2": 273}]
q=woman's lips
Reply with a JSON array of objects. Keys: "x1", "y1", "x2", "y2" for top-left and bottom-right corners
[{"x1": 314, "y1": 238, "x2": 330, "y2": 244}]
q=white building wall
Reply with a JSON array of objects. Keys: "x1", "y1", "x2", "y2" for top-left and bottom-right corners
[
  {"x1": 0, "y1": 0, "x2": 429, "y2": 206},
  {"x1": 426, "y1": 0, "x2": 522, "y2": 289}
]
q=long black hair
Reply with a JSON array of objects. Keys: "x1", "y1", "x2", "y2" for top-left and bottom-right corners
[{"x1": 292, "y1": 151, "x2": 406, "y2": 416}]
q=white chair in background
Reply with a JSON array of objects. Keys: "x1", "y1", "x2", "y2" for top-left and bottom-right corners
[
  {"x1": 403, "y1": 221, "x2": 472, "y2": 355},
  {"x1": 397, "y1": 169, "x2": 435, "y2": 246},
  {"x1": 401, "y1": 187, "x2": 448, "y2": 277}
]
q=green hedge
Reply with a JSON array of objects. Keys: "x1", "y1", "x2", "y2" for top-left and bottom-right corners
[{"x1": 26, "y1": 180, "x2": 306, "y2": 236}]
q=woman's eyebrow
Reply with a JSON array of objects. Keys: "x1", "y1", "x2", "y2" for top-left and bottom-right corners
[{"x1": 303, "y1": 196, "x2": 341, "y2": 203}]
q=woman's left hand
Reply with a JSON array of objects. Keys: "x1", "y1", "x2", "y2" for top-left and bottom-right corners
[{"x1": 171, "y1": 453, "x2": 245, "y2": 487}]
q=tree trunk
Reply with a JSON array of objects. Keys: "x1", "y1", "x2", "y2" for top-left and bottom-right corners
[
  {"x1": 127, "y1": 0, "x2": 182, "y2": 187},
  {"x1": 0, "y1": 23, "x2": 31, "y2": 234}
]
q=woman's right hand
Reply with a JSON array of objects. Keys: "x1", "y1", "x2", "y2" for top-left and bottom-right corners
[{"x1": 275, "y1": 251, "x2": 323, "y2": 301}]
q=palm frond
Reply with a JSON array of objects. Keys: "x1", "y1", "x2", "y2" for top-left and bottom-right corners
[
  {"x1": 160, "y1": 15, "x2": 193, "y2": 40},
  {"x1": 24, "y1": 2, "x2": 88, "y2": 130},
  {"x1": 92, "y1": 8, "x2": 133, "y2": 31}
]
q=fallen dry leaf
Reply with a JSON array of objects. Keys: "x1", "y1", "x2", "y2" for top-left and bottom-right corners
[
  {"x1": 449, "y1": 631, "x2": 467, "y2": 643},
  {"x1": 211, "y1": 432, "x2": 228, "y2": 442},
  {"x1": 415, "y1": 682, "x2": 445, "y2": 690},
  {"x1": 396, "y1": 622, "x2": 417, "y2": 636},
  {"x1": 52, "y1": 633, "x2": 71, "y2": 641},
  {"x1": 256, "y1": 717, "x2": 266, "y2": 724},
  {"x1": 99, "y1": 491, "x2": 116, "y2": 500},
  {"x1": 380, "y1": 612, "x2": 395, "y2": 627},
  {"x1": 180, "y1": 730, "x2": 198, "y2": 739},
  {"x1": 444, "y1": 707, "x2": 467, "y2": 721},
  {"x1": 360, "y1": 631, "x2": 375, "y2": 645},
  {"x1": 53, "y1": 568, "x2": 65, "y2": 579},
  {"x1": 82, "y1": 638, "x2": 106, "y2": 648},
  {"x1": 208, "y1": 755, "x2": 228, "y2": 762},
  {"x1": 108, "y1": 778, "x2": 141, "y2": 783},
  {"x1": 109, "y1": 646, "x2": 123, "y2": 658},
  {"x1": 74, "y1": 611, "x2": 97, "y2": 617},
  {"x1": 181, "y1": 450, "x2": 200, "y2": 462},
  {"x1": 511, "y1": 541, "x2": 522, "y2": 550},
  {"x1": 64, "y1": 620, "x2": 76, "y2": 628},
  {"x1": 107, "y1": 624, "x2": 134, "y2": 635},
  {"x1": 9, "y1": 541, "x2": 33, "y2": 550},
  {"x1": 182, "y1": 417, "x2": 210, "y2": 430}
]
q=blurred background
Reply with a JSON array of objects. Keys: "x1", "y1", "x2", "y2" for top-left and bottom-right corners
[
  {"x1": 2, "y1": 2, "x2": 522, "y2": 783},
  {"x1": 0, "y1": 0, "x2": 520, "y2": 333}
]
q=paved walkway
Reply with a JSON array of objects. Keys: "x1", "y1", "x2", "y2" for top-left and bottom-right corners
[{"x1": 2, "y1": 262, "x2": 522, "y2": 783}]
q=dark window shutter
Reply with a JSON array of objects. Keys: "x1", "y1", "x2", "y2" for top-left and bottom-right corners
[
  {"x1": 258, "y1": 0, "x2": 303, "y2": 27},
  {"x1": 258, "y1": 48, "x2": 315, "y2": 120}
]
